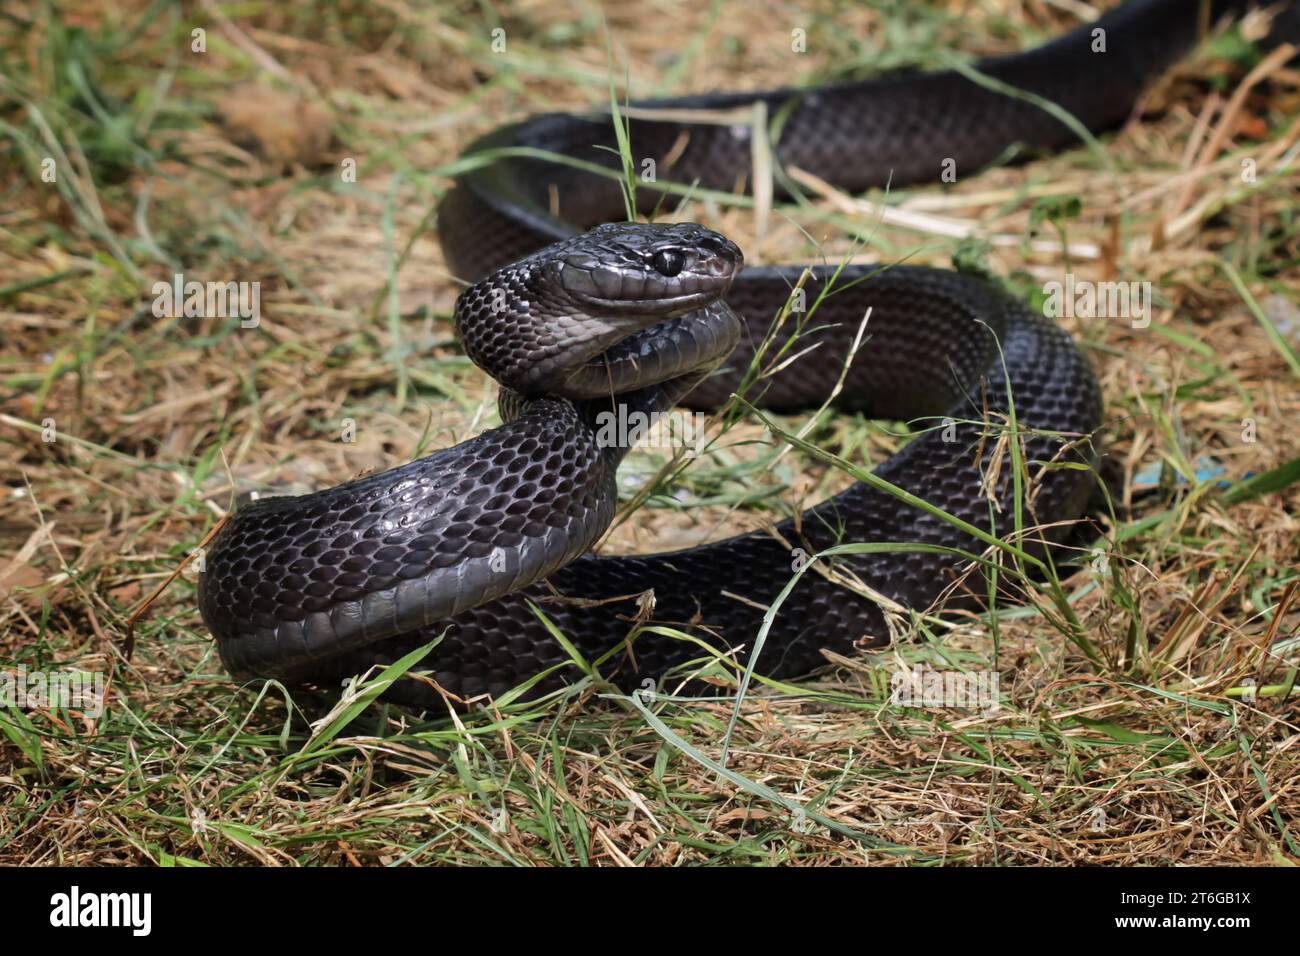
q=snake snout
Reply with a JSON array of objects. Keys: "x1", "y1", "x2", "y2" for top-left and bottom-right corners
[{"x1": 559, "y1": 222, "x2": 743, "y2": 315}]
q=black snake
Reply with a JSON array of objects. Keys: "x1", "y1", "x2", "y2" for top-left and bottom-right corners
[{"x1": 198, "y1": 0, "x2": 1292, "y2": 704}]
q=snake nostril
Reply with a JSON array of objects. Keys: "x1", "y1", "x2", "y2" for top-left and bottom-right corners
[{"x1": 708, "y1": 256, "x2": 734, "y2": 277}]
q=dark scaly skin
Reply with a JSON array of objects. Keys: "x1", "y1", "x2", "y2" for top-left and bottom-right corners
[
  {"x1": 199, "y1": 0, "x2": 1286, "y2": 705},
  {"x1": 437, "y1": 0, "x2": 1290, "y2": 282},
  {"x1": 201, "y1": 224, "x2": 747, "y2": 685}
]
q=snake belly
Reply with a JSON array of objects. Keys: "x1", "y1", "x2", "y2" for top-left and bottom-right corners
[{"x1": 198, "y1": 0, "x2": 1275, "y2": 704}]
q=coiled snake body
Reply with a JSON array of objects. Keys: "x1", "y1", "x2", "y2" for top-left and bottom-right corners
[{"x1": 199, "y1": 0, "x2": 1286, "y2": 704}]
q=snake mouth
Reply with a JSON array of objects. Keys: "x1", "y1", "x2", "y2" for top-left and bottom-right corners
[{"x1": 567, "y1": 285, "x2": 732, "y2": 317}]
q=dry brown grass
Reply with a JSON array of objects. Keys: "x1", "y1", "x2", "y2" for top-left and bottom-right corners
[{"x1": 1, "y1": 0, "x2": 1298, "y2": 865}]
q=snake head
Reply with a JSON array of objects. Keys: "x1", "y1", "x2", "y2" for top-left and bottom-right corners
[
  {"x1": 456, "y1": 222, "x2": 744, "y2": 398},
  {"x1": 552, "y1": 222, "x2": 743, "y2": 316}
]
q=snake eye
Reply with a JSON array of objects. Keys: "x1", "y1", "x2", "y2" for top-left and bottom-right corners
[{"x1": 651, "y1": 249, "x2": 684, "y2": 277}]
